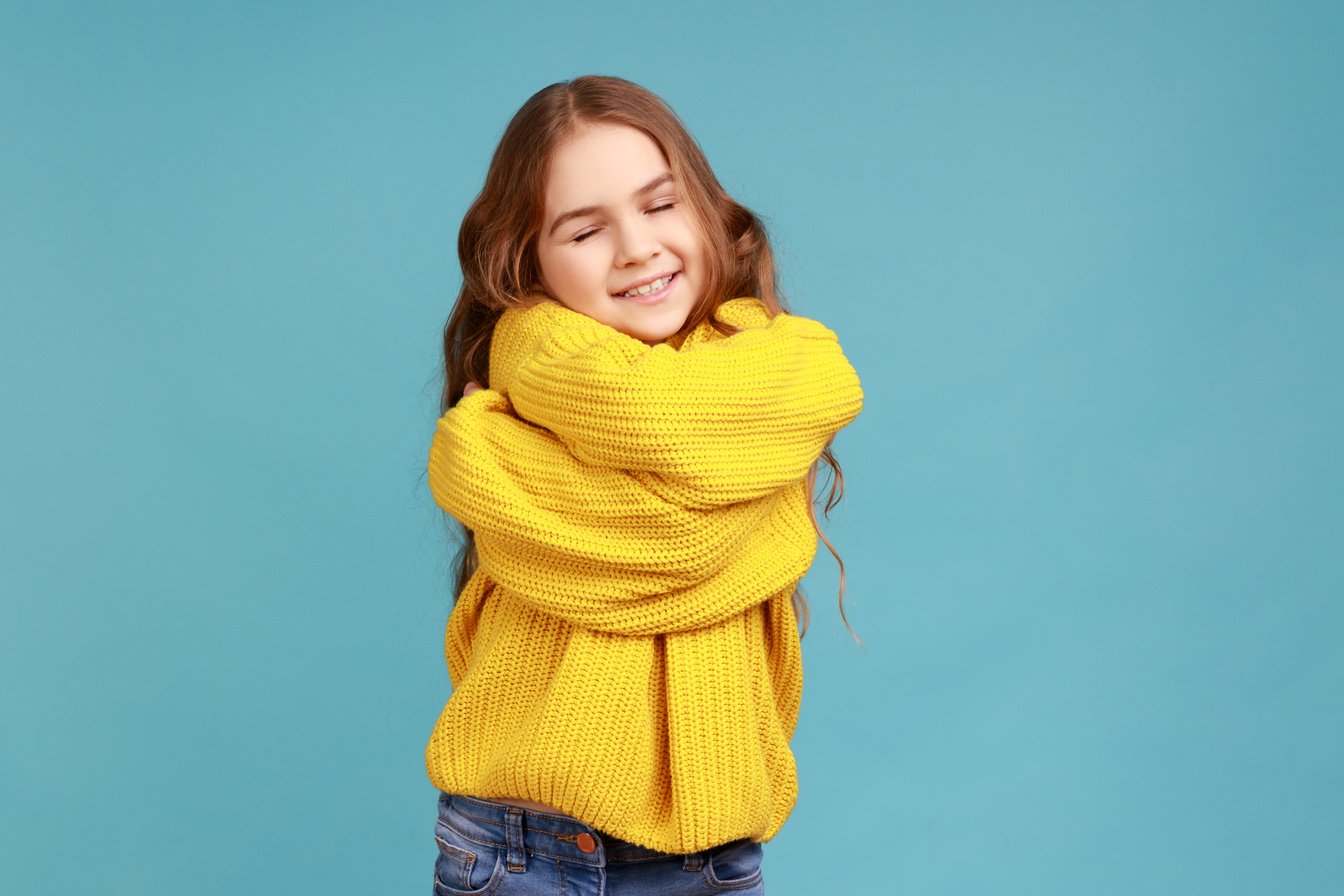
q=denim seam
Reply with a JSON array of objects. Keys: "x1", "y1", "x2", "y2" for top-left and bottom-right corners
[
  {"x1": 701, "y1": 848, "x2": 765, "y2": 891},
  {"x1": 605, "y1": 853, "x2": 683, "y2": 865},
  {"x1": 435, "y1": 820, "x2": 505, "y2": 853},
  {"x1": 701, "y1": 865, "x2": 765, "y2": 891},
  {"x1": 452, "y1": 799, "x2": 580, "y2": 829},
  {"x1": 433, "y1": 835, "x2": 478, "y2": 880},
  {"x1": 432, "y1": 853, "x2": 508, "y2": 896},
  {"x1": 456, "y1": 797, "x2": 582, "y2": 823},
  {"x1": 439, "y1": 816, "x2": 602, "y2": 864},
  {"x1": 505, "y1": 809, "x2": 526, "y2": 873}
]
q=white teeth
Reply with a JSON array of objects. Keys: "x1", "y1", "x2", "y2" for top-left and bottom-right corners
[{"x1": 618, "y1": 274, "x2": 672, "y2": 297}]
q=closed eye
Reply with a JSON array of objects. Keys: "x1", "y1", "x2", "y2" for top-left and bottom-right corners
[{"x1": 571, "y1": 201, "x2": 675, "y2": 243}]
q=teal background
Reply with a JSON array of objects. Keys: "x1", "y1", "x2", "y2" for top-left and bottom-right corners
[{"x1": 2, "y1": 1, "x2": 1340, "y2": 893}]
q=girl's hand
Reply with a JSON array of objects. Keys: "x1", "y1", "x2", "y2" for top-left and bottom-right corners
[{"x1": 463, "y1": 381, "x2": 482, "y2": 397}]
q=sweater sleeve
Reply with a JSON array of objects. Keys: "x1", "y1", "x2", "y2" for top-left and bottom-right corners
[
  {"x1": 427, "y1": 388, "x2": 818, "y2": 636},
  {"x1": 495, "y1": 299, "x2": 864, "y2": 507}
]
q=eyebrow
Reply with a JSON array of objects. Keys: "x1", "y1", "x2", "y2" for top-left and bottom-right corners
[{"x1": 546, "y1": 172, "x2": 676, "y2": 238}]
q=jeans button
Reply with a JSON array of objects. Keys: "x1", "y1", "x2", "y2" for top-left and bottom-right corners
[{"x1": 577, "y1": 832, "x2": 596, "y2": 854}]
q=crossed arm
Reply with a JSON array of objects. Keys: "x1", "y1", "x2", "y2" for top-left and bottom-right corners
[
  {"x1": 428, "y1": 389, "x2": 818, "y2": 635},
  {"x1": 493, "y1": 298, "x2": 864, "y2": 507},
  {"x1": 431, "y1": 300, "x2": 863, "y2": 635}
]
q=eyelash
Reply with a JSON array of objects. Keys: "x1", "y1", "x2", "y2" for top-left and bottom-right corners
[{"x1": 571, "y1": 202, "x2": 676, "y2": 244}]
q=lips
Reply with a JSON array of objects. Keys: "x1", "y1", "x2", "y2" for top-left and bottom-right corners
[{"x1": 612, "y1": 271, "x2": 679, "y2": 296}]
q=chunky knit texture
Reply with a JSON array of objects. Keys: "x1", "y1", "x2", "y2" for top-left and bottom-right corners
[{"x1": 425, "y1": 296, "x2": 864, "y2": 854}]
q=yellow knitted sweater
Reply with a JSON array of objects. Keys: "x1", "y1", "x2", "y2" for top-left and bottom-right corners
[{"x1": 424, "y1": 296, "x2": 863, "y2": 854}]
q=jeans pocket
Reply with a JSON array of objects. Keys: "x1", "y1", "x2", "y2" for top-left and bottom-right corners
[
  {"x1": 702, "y1": 838, "x2": 764, "y2": 891},
  {"x1": 433, "y1": 817, "x2": 506, "y2": 896}
]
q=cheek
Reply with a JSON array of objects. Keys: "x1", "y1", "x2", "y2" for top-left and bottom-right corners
[
  {"x1": 683, "y1": 234, "x2": 708, "y2": 271},
  {"x1": 539, "y1": 248, "x2": 572, "y2": 287},
  {"x1": 676, "y1": 221, "x2": 708, "y2": 268},
  {"x1": 541, "y1": 249, "x2": 602, "y2": 297}
]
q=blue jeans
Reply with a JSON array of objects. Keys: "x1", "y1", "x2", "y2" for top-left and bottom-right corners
[{"x1": 432, "y1": 791, "x2": 766, "y2": 895}]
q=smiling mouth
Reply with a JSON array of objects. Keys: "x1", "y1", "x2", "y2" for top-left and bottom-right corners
[{"x1": 614, "y1": 272, "x2": 677, "y2": 298}]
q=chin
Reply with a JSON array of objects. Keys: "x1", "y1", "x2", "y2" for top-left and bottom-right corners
[{"x1": 630, "y1": 328, "x2": 675, "y2": 346}]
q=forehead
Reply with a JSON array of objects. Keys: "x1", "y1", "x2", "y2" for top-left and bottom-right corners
[{"x1": 544, "y1": 123, "x2": 671, "y2": 210}]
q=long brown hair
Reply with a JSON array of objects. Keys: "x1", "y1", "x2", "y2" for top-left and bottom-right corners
[{"x1": 437, "y1": 75, "x2": 858, "y2": 644}]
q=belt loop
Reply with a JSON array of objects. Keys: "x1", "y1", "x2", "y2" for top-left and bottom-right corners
[
  {"x1": 683, "y1": 851, "x2": 704, "y2": 872},
  {"x1": 505, "y1": 808, "x2": 527, "y2": 873}
]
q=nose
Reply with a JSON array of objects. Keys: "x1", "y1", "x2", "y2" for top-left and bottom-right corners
[{"x1": 613, "y1": 217, "x2": 659, "y2": 267}]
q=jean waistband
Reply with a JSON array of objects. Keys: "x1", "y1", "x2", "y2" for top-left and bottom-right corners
[{"x1": 438, "y1": 792, "x2": 704, "y2": 868}]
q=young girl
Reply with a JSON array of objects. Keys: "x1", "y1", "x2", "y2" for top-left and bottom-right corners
[{"x1": 425, "y1": 75, "x2": 863, "y2": 895}]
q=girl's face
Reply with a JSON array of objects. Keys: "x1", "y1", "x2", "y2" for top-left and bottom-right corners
[{"x1": 535, "y1": 123, "x2": 707, "y2": 345}]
